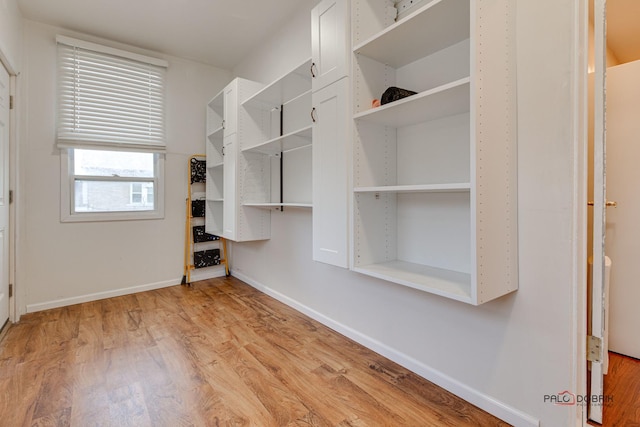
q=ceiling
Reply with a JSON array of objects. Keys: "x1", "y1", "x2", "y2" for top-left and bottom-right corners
[
  {"x1": 606, "y1": 0, "x2": 640, "y2": 64},
  {"x1": 17, "y1": 0, "x2": 640, "y2": 70},
  {"x1": 17, "y1": 0, "x2": 314, "y2": 70}
]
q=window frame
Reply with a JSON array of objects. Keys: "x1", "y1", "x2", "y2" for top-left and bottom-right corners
[{"x1": 61, "y1": 148, "x2": 165, "y2": 222}]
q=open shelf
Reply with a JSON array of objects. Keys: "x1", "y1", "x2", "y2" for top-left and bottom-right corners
[
  {"x1": 242, "y1": 125, "x2": 312, "y2": 155},
  {"x1": 354, "y1": 183, "x2": 470, "y2": 193},
  {"x1": 354, "y1": 260, "x2": 472, "y2": 303},
  {"x1": 244, "y1": 203, "x2": 312, "y2": 209},
  {"x1": 353, "y1": 78, "x2": 469, "y2": 127},
  {"x1": 207, "y1": 126, "x2": 223, "y2": 139},
  {"x1": 208, "y1": 161, "x2": 224, "y2": 169},
  {"x1": 243, "y1": 58, "x2": 312, "y2": 108},
  {"x1": 353, "y1": 0, "x2": 470, "y2": 68}
]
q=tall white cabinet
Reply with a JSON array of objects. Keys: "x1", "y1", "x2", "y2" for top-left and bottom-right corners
[
  {"x1": 351, "y1": 0, "x2": 518, "y2": 304},
  {"x1": 205, "y1": 78, "x2": 270, "y2": 242},
  {"x1": 311, "y1": 0, "x2": 351, "y2": 268}
]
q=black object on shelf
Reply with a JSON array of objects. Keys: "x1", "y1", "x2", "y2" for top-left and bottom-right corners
[
  {"x1": 192, "y1": 225, "x2": 220, "y2": 243},
  {"x1": 194, "y1": 249, "x2": 221, "y2": 268},
  {"x1": 190, "y1": 158, "x2": 207, "y2": 183},
  {"x1": 381, "y1": 86, "x2": 417, "y2": 105},
  {"x1": 191, "y1": 199, "x2": 206, "y2": 217}
]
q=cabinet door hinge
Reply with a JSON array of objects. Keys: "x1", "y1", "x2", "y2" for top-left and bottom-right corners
[
  {"x1": 9, "y1": 190, "x2": 13, "y2": 204},
  {"x1": 8, "y1": 284, "x2": 13, "y2": 298},
  {"x1": 587, "y1": 335, "x2": 602, "y2": 363},
  {"x1": 9, "y1": 95, "x2": 14, "y2": 110}
]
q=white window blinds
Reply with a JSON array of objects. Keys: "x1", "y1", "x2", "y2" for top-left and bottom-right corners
[{"x1": 56, "y1": 36, "x2": 168, "y2": 152}]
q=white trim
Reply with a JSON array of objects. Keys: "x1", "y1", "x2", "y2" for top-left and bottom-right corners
[
  {"x1": 232, "y1": 270, "x2": 539, "y2": 427},
  {"x1": 573, "y1": 0, "x2": 589, "y2": 425},
  {"x1": 24, "y1": 268, "x2": 226, "y2": 313},
  {"x1": 55, "y1": 35, "x2": 168, "y2": 68},
  {"x1": 26, "y1": 278, "x2": 179, "y2": 313}
]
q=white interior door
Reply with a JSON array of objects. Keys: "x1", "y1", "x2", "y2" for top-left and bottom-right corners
[
  {"x1": 604, "y1": 61, "x2": 640, "y2": 360},
  {"x1": 0, "y1": 63, "x2": 10, "y2": 329},
  {"x1": 589, "y1": 0, "x2": 607, "y2": 423}
]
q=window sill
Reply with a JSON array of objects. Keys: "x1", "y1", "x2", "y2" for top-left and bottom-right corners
[{"x1": 61, "y1": 210, "x2": 164, "y2": 223}]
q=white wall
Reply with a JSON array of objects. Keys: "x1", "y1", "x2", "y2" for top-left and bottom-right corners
[
  {"x1": 18, "y1": 20, "x2": 231, "y2": 313},
  {"x1": 232, "y1": 2, "x2": 581, "y2": 426},
  {"x1": 0, "y1": 0, "x2": 22, "y2": 72}
]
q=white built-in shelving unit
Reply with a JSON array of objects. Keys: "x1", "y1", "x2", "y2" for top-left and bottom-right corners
[
  {"x1": 241, "y1": 58, "x2": 313, "y2": 210},
  {"x1": 351, "y1": 0, "x2": 518, "y2": 304},
  {"x1": 205, "y1": 78, "x2": 270, "y2": 242}
]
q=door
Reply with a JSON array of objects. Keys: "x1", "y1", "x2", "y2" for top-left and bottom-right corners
[
  {"x1": 604, "y1": 61, "x2": 640, "y2": 360},
  {"x1": 0, "y1": 63, "x2": 10, "y2": 328},
  {"x1": 222, "y1": 134, "x2": 237, "y2": 240},
  {"x1": 312, "y1": 78, "x2": 349, "y2": 268},
  {"x1": 311, "y1": 0, "x2": 349, "y2": 91},
  {"x1": 223, "y1": 80, "x2": 237, "y2": 138},
  {"x1": 589, "y1": 0, "x2": 607, "y2": 423}
]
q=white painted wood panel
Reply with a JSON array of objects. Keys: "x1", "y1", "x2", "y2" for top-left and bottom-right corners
[
  {"x1": 223, "y1": 80, "x2": 237, "y2": 138},
  {"x1": 222, "y1": 133, "x2": 237, "y2": 240},
  {"x1": 312, "y1": 78, "x2": 349, "y2": 268},
  {"x1": 312, "y1": 0, "x2": 349, "y2": 91}
]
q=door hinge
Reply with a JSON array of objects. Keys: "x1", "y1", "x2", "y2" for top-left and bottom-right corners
[
  {"x1": 9, "y1": 190, "x2": 13, "y2": 204},
  {"x1": 587, "y1": 335, "x2": 603, "y2": 363},
  {"x1": 9, "y1": 95, "x2": 14, "y2": 110},
  {"x1": 8, "y1": 284, "x2": 13, "y2": 298}
]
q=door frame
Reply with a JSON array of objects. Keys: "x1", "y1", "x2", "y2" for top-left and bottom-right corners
[
  {"x1": 0, "y1": 47, "x2": 19, "y2": 325},
  {"x1": 571, "y1": 0, "x2": 590, "y2": 425}
]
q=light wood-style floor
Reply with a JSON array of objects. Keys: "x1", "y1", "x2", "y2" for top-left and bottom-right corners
[
  {"x1": 602, "y1": 352, "x2": 640, "y2": 426},
  {"x1": 0, "y1": 277, "x2": 509, "y2": 426}
]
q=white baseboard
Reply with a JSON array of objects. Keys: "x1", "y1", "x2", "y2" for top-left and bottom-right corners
[
  {"x1": 25, "y1": 268, "x2": 226, "y2": 313},
  {"x1": 232, "y1": 270, "x2": 539, "y2": 427}
]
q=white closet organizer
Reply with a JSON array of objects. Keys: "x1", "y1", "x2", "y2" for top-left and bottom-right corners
[
  {"x1": 351, "y1": 0, "x2": 517, "y2": 305},
  {"x1": 241, "y1": 59, "x2": 313, "y2": 210},
  {"x1": 205, "y1": 78, "x2": 270, "y2": 242}
]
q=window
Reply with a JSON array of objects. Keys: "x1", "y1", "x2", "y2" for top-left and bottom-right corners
[
  {"x1": 56, "y1": 36, "x2": 168, "y2": 221},
  {"x1": 62, "y1": 149, "x2": 164, "y2": 221}
]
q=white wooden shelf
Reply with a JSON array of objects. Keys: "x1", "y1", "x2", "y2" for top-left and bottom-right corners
[
  {"x1": 354, "y1": 183, "x2": 470, "y2": 193},
  {"x1": 354, "y1": 260, "x2": 472, "y2": 303},
  {"x1": 207, "y1": 126, "x2": 223, "y2": 139},
  {"x1": 208, "y1": 161, "x2": 224, "y2": 169},
  {"x1": 353, "y1": 0, "x2": 470, "y2": 68},
  {"x1": 243, "y1": 58, "x2": 312, "y2": 108},
  {"x1": 242, "y1": 125, "x2": 312, "y2": 155},
  {"x1": 208, "y1": 198, "x2": 223, "y2": 203},
  {"x1": 353, "y1": 78, "x2": 469, "y2": 128},
  {"x1": 244, "y1": 203, "x2": 312, "y2": 209}
]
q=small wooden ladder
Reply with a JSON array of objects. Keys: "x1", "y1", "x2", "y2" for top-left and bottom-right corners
[{"x1": 182, "y1": 154, "x2": 229, "y2": 286}]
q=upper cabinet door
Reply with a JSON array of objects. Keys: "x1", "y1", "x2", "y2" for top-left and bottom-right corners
[
  {"x1": 223, "y1": 80, "x2": 237, "y2": 137},
  {"x1": 311, "y1": 0, "x2": 349, "y2": 92}
]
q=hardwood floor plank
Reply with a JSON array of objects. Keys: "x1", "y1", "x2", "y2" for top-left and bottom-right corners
[
  {"x1": 108, "y1": 382, "x2": 153, "y2": 427},
  {"x1": 33, "y1": 360, "x2": 75, "y2": 420},
  {"x1": 0, "y1": 277, "x2": 511, "y2": 426},
  {"x1": 603, "y1": 352, "x2": 640, "y2": 426}
]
